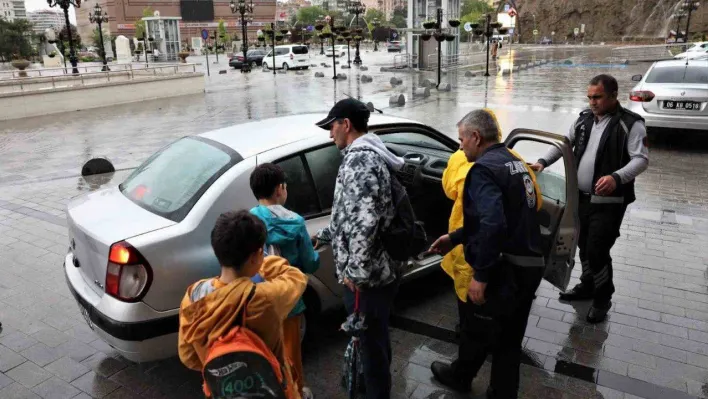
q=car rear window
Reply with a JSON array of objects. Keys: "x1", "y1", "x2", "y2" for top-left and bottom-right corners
[
  {"x1": 292, "y1": 46, "x2": 308, "y2": 54},
  {"x1": 120, "y1": 137, "x2": 241, "y2": 222},
  {"x1": 646, "y1": 66, "x2": 708, "y2": 84}
]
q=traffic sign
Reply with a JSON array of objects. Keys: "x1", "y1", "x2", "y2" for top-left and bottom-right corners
[
  {"x1": 464, "y1": 22, "x2": 473, "y2": 32},
  {"x1": 574, "y1": 27, "x2": 580, "y2": 36},
  {"x1": 307, "y1": 25, "x2": 314, "y2": 31},
  {"x1": 201, "y1": 29, "x2": 209, "y2": 40},
  {"x1": 392, "y1": 32, "x2": 398, "y2": 38},
  {"x1": 533, "y1": 29, "x2": 538, "y2": 36}
]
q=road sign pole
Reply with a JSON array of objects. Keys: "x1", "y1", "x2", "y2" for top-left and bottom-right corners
[{"x1": 202, "y1": 29, "x2": 211, "y2": 76}]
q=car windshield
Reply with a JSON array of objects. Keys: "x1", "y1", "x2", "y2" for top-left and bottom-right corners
[
  {"x1": 292, "y1": 46, "x2": 308, "y2": 54},
  {"x1": 119, "y1": 137, "x2": 240, "y2": 222},
  {"x1": 645, "y1": 65, "x2": 708, "y2": 84}
]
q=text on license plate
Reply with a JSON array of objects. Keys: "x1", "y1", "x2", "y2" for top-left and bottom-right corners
[{"x1": 663, "y1": 101, "x2": 701, "y2": 110}]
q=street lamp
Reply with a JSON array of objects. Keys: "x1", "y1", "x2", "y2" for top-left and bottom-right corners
[
  {"x1": 373, "y1": 18, "x2": 379, "y2": 51},
  {"x1": 316, "y1": 16, "x2": 325, "y2": 55},
  {"x1": 420, "y1": 8, "x2": 457, "y2": 86},
  {"x1": 672, "y1": 12, "x2": 687, "y2": 42},
  {"x1": 230, "y1": 0, "x2": 254, "y2": 73},
  {"x1": 346, "y1": 0, "x2": 365, "y2": 65},
  {"x1": 681, "y1": 0, "x2": 700, "y2": 43},
  {"x1": 47, "y1": 0, "x2": 81, "y2": 74},
  {"x1": 88, "y1": 3, "x2": 109, "y2": 71}
]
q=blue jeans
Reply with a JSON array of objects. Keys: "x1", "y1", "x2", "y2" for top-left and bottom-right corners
[{"x1": 343, "y1": 282, "x2": 399, "y2": 399}]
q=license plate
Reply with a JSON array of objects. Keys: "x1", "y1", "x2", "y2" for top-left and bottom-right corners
[
  {"x1": 663, "y1": 100, "x2": 701, "y2": 110},
  {"x1": 298, "y1": 59, "x2": 306, "y2": 62},
  {"x1": 78, "y1": 303, "x2": 95, "y2": 330}
]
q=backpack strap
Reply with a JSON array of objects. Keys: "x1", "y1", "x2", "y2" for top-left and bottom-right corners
[{"x1": 233, "y1": 284, "x2": 257, "y2": 328}]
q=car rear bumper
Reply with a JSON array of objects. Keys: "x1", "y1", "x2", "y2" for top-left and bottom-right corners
[
  {"x1": 63, "y1": 253, "x2": 179, "y2": 362},
  {"x1": 627, "y1": 101, "x2": 708, "y2": 131}
]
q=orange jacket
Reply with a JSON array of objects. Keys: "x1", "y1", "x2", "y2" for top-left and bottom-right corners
[{"x1": 178, "y1": 256, "x2": 307, "y2": 398}]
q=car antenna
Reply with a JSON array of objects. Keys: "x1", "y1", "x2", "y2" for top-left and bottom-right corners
[{"x1": 342, "y1": 92, "x2": 383, "y2": 114}]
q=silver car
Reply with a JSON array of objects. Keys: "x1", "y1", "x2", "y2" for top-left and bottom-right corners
[
  {"x1": 627, "y1": 59, "x2": 708, "y2": 132},
  {"x1": 63, "y1": 114, "x2": 579, "y2": 362}
]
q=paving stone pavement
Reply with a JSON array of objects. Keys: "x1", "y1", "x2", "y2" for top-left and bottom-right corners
[{"x1": 1, "y1": 47, "x2": 708, "y2": 398}]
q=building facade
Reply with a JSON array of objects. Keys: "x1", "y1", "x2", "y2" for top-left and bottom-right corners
[
  {"x1": 27, "y1": 10, "x2": 65, "y2": 34},
  {"x1": 0, "y1": 1, "x2": 14, "y2": 20},
  {"x1": 75, "y1": 0, "x2": 276, "y2": 50},
  {"x1": 11, "y1": 0, "x2": 24, "y2": 19}
]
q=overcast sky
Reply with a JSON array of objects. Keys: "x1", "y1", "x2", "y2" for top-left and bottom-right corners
[{"x1": 25, "y1": 0, "x2": 77, "y2": 23}]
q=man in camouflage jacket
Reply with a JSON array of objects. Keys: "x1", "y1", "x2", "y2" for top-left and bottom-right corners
[{"x1": 314, "y1": 98, "x2": 404, "y2": 399}]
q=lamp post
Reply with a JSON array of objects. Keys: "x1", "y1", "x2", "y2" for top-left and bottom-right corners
[
  {"x1": 479, "y1": 14, "x2": 500, "y2": 77},
  {"x1": 88, "y1": 3, "x2": 109, "y2": 71},
  {"x1": 48, "y1": 0, "x2": 81, "y2": 74},
  {"x1": 682, "y1": 0, "x2": 700, "y2": 43},
  {"x1": 318, "y1": 15, "x2": 325, "y2": 55},
  {"x1": 230, "y1": 0, "x2": 254, "y2": 72},
  {"x1": 347, "y1": 0, "x2": 365, "y2": 65},
  {"x1": 673, "y1": 12, "x2": 686, "y2": 42},
  {"x1": 373, "y1": 19, "x2": 379, "y2": 51},
  {"x1": 420, "y1": 8, "x2": 457, "y2": 87},
  {"x1": 138, "y1": 33, "x2": 153, "y2": 68}
]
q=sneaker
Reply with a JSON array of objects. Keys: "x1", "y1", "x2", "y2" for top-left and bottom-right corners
[{"x1": 302, "y1": 387, "x2": 314, "y2": 399}]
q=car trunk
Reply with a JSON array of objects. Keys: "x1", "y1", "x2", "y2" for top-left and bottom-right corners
[
  {"x1": 642, "y1": 83, "x2": 708, "y2": 116},
  {"x1": 67, "y1": 187, "x2": 175, "y2": 298}
]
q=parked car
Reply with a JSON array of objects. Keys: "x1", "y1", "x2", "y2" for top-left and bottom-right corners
[
  {"x1": 627, "y1": 59, "x2": 708, "y2": 132},
  {"x1": 324, "y1": 45, "x2": 348, "y2": 58},
  {"x1": 387, "y1": 40, "x2": 404, "y2": 52},
  {"x1": 229, "y1": 49, "x2": 268, "y2": 69},
  {"x1": 63, "y1": 113, "x2": 579, "y2": 362},
  {"x1": 540, "y1": 37, "x2": 553, "y2": 45},
  {"x1": 673, "y1": 41, "x2": 708, "y2": 60},
  {"x1": 262, "y1": 44, "x2": 310, "y2": 70}
]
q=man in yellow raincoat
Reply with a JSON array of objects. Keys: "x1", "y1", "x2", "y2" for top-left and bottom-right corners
[{"x1": 440, "y1": 109, "x2": 542, "y2": 325}]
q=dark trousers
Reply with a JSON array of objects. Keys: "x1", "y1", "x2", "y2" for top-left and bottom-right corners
[
  {"x1": 451, "y1": 265, "x2": 544, "y2": 399},
  {"x1": 577, "y1": 195, "x2": 628, "y2": 308},
  {"x1": 343, "y1": 282, "x2": 398, "y2": 399}
]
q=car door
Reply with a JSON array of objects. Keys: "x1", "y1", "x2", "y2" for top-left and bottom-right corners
[{"x1": 504, "y1": 128, "x2": 579, "y2": 291}]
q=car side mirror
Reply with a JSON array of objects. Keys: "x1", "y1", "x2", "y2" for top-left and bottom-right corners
[{"x1": 631, "y1": 74, "x2": 642, "y2": 82}]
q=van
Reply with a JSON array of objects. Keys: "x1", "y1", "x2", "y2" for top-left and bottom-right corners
[{"x1": 262, "y1": 45, "x2": 310, "y2": 71}]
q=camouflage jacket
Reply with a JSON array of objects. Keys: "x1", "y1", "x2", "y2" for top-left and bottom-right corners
[{"x1": 316, "y1": 134, "x2": 405, "y2": 288}]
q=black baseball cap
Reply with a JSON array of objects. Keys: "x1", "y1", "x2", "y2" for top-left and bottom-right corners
[{"x1": 315, "y1": 98, "x2": 370, "y2": 130}]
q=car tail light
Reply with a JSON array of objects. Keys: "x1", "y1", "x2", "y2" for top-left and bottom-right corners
[
  {"x1": 106, "y1": 241, "x2": 152, "y2": 302},
  {"x1": 629, "y1": 91, "x2": 655, "y2": 102},
  {"x1": 236, "y1": 55, "x2": 244, "y2": 61},
  {"x1": 290, "y1": 53, "x2": 294, "y2": 60}
]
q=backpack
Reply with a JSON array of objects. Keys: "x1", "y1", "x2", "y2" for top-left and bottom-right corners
[
  {"x1": 201, "y1": 285, "x2": 290, "y2": 399},
  {"x1": 381, "y1": 173, "x2": 428, "y2": 262}
]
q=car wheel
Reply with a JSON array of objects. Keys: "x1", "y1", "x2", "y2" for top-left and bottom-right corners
[
  {"x1": 303, "y1": 66, "x2": 309, "y2": 70},
  {"x1": 263, "y1": 62, "x2": 269, "y2": 70},
  {"x1": 250, "y1": 61, "x2": 257, "y2": 68},
  {"x1": 282, "y1": 62, "x2": 289, "y2": 71}
]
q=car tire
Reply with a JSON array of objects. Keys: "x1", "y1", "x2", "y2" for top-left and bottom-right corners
[
  {"x1": 263, "y1": 62, "x2": 269, "y2": 70},
  {"x1": 303, "y1": 66, "x2": 309, "y2": 70},
  {"x1": 282, "y1": 63, "x2": 289, "y2": 71},
  {"x1": 251, "y1": 61, "x2": 257, "y2": 68}
]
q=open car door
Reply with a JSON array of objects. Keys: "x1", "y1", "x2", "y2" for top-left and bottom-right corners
[{"x1": 504, "y1": 128, "x2": 579, "y2": 291}]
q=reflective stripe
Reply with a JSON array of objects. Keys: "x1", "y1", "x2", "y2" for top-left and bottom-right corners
[
  {"x1": 502, "y1": 253, "x2": 545, "y2": 267},
  {"x1": 619, "y1": 119, "x2": 629, "y2": 135},
  {"x1": 590, "y1": 195, "x2": 624, "y2": 204}
]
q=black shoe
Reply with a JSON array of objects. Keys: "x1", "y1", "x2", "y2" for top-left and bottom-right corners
[
  {"x1": 430, "y1": 361, "x2": 471, "y2": 393},
  {"x1": 558, "y1": 285, "x2": 593, "y2": 301},
  {"x1": 586, "y1": 302, "x2": 611, "y2": 324}
]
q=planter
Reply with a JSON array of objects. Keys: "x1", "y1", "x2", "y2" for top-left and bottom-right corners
[
  {"x1": 423, "y1": 21, "x2": 436, "y2": 29},
  {"x1": 48, "y1": 53, "x2": 56, "y2": 58},
  {"x1": 11, "y1": 59, "x2": 30, "y2": 77},
  {"x1": 275, "y1": 35, "x2": 284, "y2": 41},
  {"x1": 321, "y1": 32, "x2": 332, "y2": 39},
  {"x1": 473, "y1": 29, "x2": 484, "y2": 36},
  {"x1": 434, "y1": 33, "x2": 445, "y2": 42},
  {"x1": 354, "y1": 28, "x2": 363, "y2": 34},
  {"x1": 178, "y1": 51, "x2": 190, "y2": 63},
  {"x1": 498, "y1": 28, "x2": 509, "y2": 35},
  {"x1": 258, "y1": 36, "x2": 265, "y2": 42},
  {"x1": 421, "y1": 33, "x2": 432, "y2": 41},
  {"x1": 315, "y1": 24, "x2": 324, "y2": 31},
  {"x1": 445, "y1": 34, "x2": 456, "y2": 42},
  {"x1": 448, "y1": 19, "x2": 461, "y2": 28},
  {"x1": 280, "y1": 29, "x2": 289, "y2": 35},
  {"x1": 490, "y1": 22, "x2": 502, "y2": 29},
  {"x1": 336, "y1": 37, "x2": 344, "y2": 42}
]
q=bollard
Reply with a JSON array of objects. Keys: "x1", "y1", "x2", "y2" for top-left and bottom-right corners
[
  {"x1": 82, "y1": 157, "x2": 115, "y2": 176},
  {"x1": 360, "y1": 75, "x2": 373, "y2": 83},
  {"x1": 464, "y1": 71, "x2": 476, "y2": 77},
  {"x1": 390, "y1": 77, "x2": 402, "y2": 86},
  {"x1": 295, "y1": 71, "x2": 305, "y2": 75},
  {"x1": 321, "y1": 63, "x2": 327, "y2": 67},
  {"x1": 413, "y1": 87, "x2": 430, "y2": 98},
  {"x1": 341, "y1": 65, "x2": 351, "y2": 69},
  {"x1": 437, "y1": 83, "x2": 451, "y2": 92},
  {"x1": 278, "y1": 70, "x2": 286, "y2": 74},
  {"x1": 389, "y1": 93, "x2": 406, "y2": 106},
  {"x1": 324, "y1": 64, "x2": 331, "y2": 68},
  {"x1": 420, "y1": 78, "x2": 435, "y2": 88},
  {"x1": 337, "y1": 73, "x2": 347, "y2": 80},
  {"x1": 360, "y1": 66, "x2": 368, "y2": 71},
  {"x1": 315, "y1": 72, "x2": 325, "y2": 77},
  {"x1": 311, "y1": 64, "x2": 318, "y2": 67},
  {"x1": 219, "y1": 70, "x2": 227, "y2": 74},
  {"x1": 502, "y1": 68, "x2": 512, "y2": 76},
  {"x1": 335, "y1": 61, "x2": 340, "y2": 65},
  {"x1": 513, "y1": 66, "x2": 520, "y2": 72}
]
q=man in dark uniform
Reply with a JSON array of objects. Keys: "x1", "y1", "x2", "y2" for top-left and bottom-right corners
[
  {"x1": 531, "y1": 74, "x2": 649, "y2": 324},
  {"x1": 428, "y1": 109, "x2": 545, "y2": 399}
]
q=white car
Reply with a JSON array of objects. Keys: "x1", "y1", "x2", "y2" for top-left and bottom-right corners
[
  {"x1": 627, "y1": 59, "x2": 708, "y2": 132},
  {"x1": 63, "y1": 113, "x2": 579, "y2": 362},
  {"x1": 673, "y1": 41, "x2": 708, "y2": 60},
  {"x1": 262, "y1": 44, "x2": 310, "y2": 71},
  {"x1": 324, "y1": 45, "x2": 348, "y2": 57}
]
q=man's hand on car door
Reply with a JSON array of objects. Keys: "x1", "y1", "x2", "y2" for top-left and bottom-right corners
[{"x1": 429, "y1": 234, "x2": 453, "y2": 256}]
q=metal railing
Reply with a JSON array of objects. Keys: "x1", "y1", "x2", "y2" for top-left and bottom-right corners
[
  {"x1": 0, "y1": 64, "x2": 199, "y2": 94},
  {"x1": 0, "y1": 62, "x2": 191, "y2": 80},
  {"x1": 610, "y1": 43, "x2": 688, "y2": 63},
  {"x1": 393, "y1": 53, "x2": 412, "y2": 69}
]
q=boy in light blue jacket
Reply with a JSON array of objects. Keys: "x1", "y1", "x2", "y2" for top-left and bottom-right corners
[{"x1": 249, "y1": 163, "x2": 320, "y2": 399}]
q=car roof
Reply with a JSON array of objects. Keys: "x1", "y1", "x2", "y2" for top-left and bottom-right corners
[
  {"x1": 199, "y1": 113, "x2": 415, "y2": 158},
  {"x1": 654, "y1": 59, "x2": 708, "y2": 67}
]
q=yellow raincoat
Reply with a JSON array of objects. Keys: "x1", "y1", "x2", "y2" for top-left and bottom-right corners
[{"x1": 441, "y1": 110, "x2": 543, "y2": 302}]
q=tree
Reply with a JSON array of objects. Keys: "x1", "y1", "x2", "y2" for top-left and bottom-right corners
[
  {"x1": 458, "y1": 0, "x2": 492, "y2": 41},
  {"x1": 364, "y1": 8, "x2": 385, "y2": 24},
  {"x1": 296, "y1": 6, "x2": 327, "y2": 25},
  {"x1": 0, "y1": 17, "x2": 34, "y2": 61},
  {"x1": 390, "y1": 6, "x2": 407, "y2": 28},
  {"x1": 59, "y1": 24, "x2": 81, "y2": 50},
  {"x1": 217, "y1": 18, "x2": 231, "y2": 44},
  {"x1": 134, "y1": 7, "x2": 153, "y2": 38},
  {"x1": 92, "y1": 27, "x2": 112, "y2": 48}
]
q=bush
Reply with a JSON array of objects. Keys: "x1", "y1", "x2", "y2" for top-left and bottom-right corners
[{"x1": 80, "y1": 56, "x2": 97, "y2": 62}]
